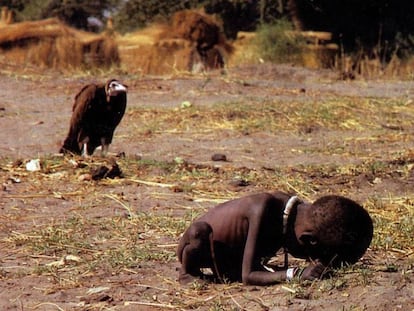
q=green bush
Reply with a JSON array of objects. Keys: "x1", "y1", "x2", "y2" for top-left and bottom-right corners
[{"x1": 254, "y1": 19, "x2": 305, "y2": 63}]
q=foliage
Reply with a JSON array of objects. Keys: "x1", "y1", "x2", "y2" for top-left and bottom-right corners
[
  {"x1": 14, "y1": 0, "x2": 49, "y2": 22},
  {"x1": 113, "y1": 0, "x2": 205, "y2": 34},
  {"x1": 289, "y1": 0, "x2": 414, "y2": 60},
  {"x1": 0, "y1": 0, "x2": 24, "y2": 11},
  {"x1": 204, "y1": 0, "x2": 288, "y2": 39},
  {"x1": 253, "y1": 19, "x2": 305, "y2": 64},
  {"x1": 0, "y1": 0, "x2": 290, "y2": 37},
  {"x1": 40, "y1": 0, "x2": 112, "y2": 30},
  {"x1": 2, "y1": 0, "x2": 413, "y2": 66},
  {"x1": 112, "y1": 0, "x2": 290, "y2": 37},
  {"x1": 0, "y1": 0, "x2": 114, "y2": 31}
]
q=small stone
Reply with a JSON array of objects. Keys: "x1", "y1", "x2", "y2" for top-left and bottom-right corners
[
  {"x1": 229, "y1": 179, "x2": 250, "y2": 187},
  {"x1": 211, "y1": 153, "x2": 227, "y2": 161}
]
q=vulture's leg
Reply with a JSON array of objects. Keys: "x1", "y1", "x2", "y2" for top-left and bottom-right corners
[
  {"x1": 81, "y1": 143, "x2": 90, "y2": 158},
  {"x1": 101, "y1": 138, "x2": 109, "y2": 157}
]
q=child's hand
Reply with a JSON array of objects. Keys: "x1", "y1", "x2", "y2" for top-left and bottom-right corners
[{"x1": 300, "y1": 261, "x2": 326, "y2": 280}]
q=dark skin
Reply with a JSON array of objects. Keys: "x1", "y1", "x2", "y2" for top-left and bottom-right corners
[{"x1": 177, "y1": 191, "x2": 327, "y2": 286}]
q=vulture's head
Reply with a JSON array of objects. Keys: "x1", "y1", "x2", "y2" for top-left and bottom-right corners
[{"x1": 105, "y1": 79, "x2": 127, "y2": 101}]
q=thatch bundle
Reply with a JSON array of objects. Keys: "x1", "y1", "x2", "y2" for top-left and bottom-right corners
[
  {"x1": 145, "y1": 38, "x2": 196, "y2": 75},
  {"x1": 167, "y1": 10, "x2": 222, "y2": 51},
  {"x1": 0, "y1": 18, "x2": 119, "y2": 70},
  {"x1": 118, "y1": 10, "x2": 233, "y2": 75},
  {"x1": 160, "y1": 10, "x2": 233, "y2": 71}
]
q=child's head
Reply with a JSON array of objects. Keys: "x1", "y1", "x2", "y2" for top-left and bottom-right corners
[{"x1": 303, "y1": 195, "x2": 373, "y2": 267}]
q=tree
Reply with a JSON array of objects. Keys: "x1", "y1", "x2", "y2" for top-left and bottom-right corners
[
  {"x1": 288, "y1": 0, "x2": 414, "y2": 59},
  {"x1": 113, "y1": 0, "x2": 205, "y2": 34},
  {"x1": 41, "y1": 0, "x2": 112, "y2": 31},
  {"x1": 0, "y1": 0, "x2": 114, "y2": 31},
  {"x1": 112, "y1": 0, "x2": 291, "y2": 38},
  {"x1": 2, "y1": 0, "x2": 292, "y2": 37}
]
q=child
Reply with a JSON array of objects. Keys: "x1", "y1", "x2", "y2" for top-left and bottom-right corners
[{"x1": 177, "y1": 191, "x2": 373, "y2": 285}]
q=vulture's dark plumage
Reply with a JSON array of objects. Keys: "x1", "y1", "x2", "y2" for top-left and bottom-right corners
[{"x1": 60, "y1": 79, "x2": 127, "y2": 156}]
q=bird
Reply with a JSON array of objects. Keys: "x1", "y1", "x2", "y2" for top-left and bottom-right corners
[{"x1": 60, "y1": 79, "x2": 128, "y2": 156}]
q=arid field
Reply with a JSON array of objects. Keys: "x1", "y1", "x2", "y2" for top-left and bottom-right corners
[{"x1": 1, "y1": 56, "x2": 414, "y2": 311}]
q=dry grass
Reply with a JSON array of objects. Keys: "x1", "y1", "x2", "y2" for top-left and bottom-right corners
[
  {"x1": 127, "y1": 97, "x2": 414, "y2": 135},
  {"x1": 1, "y1": 156, "x2": 413, "y2": 309},
  {"x1": 1, "y1": 95, "x2": 413, "y2": 309},
  {"x1": 0, "y1": 18, "x2": 119, "y2": 71},
  {"x1": 116, "y1": 10, "x2": 233, "y2": 75},
  {"x1": 338, "y1": 53, "x2": 414, "y2": 80}
]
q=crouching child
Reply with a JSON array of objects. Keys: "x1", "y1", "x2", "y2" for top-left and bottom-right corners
[{"x1": 177, "y1": 191, "x2": 373, "y2": 285}]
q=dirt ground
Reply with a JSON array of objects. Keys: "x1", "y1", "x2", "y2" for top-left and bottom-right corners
[{"x1": 1, "y1": 63, "x2": 413, "y2": 310}]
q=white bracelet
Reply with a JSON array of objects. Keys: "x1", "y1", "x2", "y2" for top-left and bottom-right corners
[{"x1": 286, "y1": 267, "x2": 296, "y2": 281}]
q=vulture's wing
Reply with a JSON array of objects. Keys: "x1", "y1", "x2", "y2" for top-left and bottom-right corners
[
  {"x1": 71, "y1": 84, "x2": 98, "y2": 125},
  {"x1": 72, "y1": 84, "x2": 97, "y2": 112},
  {"x1": 60, "y1": 84, "x2": 99, "y2": 154}
]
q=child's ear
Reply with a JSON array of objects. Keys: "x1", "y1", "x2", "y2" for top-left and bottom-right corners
[{"x1": 299, "y1": 232, "x2": 319, "y2": 246}]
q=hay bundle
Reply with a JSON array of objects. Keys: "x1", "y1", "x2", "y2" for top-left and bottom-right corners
[
  {"x1": 117, "y1": 10, "x2": 233, "y2": 75},
  {"x1": 83, "y1": 36, "x2": 119, "y2": 67},
  {"x1": 115, "y1": 10, "x2": 234, "y2": 75},
  {"x1": 25, "y1": 31, "x2": 83, "y2": 68},
  {"x1": 144, "y1": 38, "x2": 201, "y2": 75},
  {"x1": 0, "y1": 18, "x2": 119, "y2": 70},
  {"x1": 168, "y1": 10, "x2": 221, "y2": 51}
]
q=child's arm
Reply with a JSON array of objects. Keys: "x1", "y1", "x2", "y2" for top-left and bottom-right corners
[
  {"x1": 241, "y1": 261, "x2": 326, "y2": 285},
  {"x1": 297, "y1": 260, "x2": 326, "y2": 280},
  {"x1": 243, "y1": 270, "x2": 291, "y2": 285}
]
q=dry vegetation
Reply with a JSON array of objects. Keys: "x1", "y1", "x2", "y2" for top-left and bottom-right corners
[
  {"x1": 1, "y1": 82, "x2": 413, "y2": 309},
  {"x1": 117, "y1": 10, "x2": 233, "y2": 75},
  {"x1": 0, "y1": 10, "x2": 234, "y2": 75},
  {"x1": 0, "y1": 18, "x2": 119, "y2": 70},
  {"x1": 0, "y1": 8, "x2": 413, "y2": 309}
]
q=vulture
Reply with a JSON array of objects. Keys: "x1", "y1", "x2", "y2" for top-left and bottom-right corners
[{"x1": 60, "y1": 79, "x2": 128, "y2": 156}]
